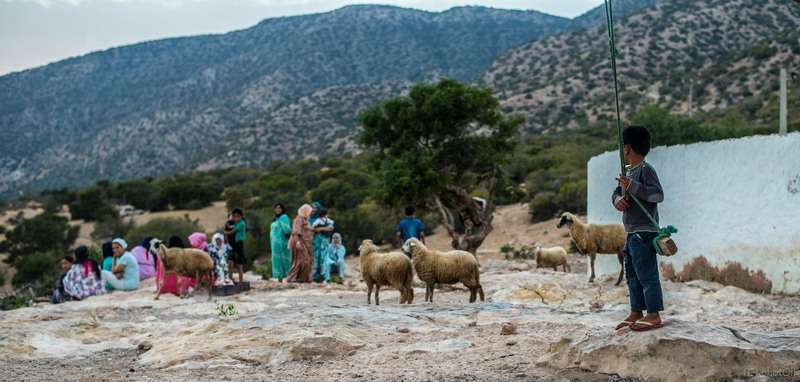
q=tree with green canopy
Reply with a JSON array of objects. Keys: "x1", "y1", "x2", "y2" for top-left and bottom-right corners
[{"x1": 359, "y1": 79, "x2": 522, "y2": 253}]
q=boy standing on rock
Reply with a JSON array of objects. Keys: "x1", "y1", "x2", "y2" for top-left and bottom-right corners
[{"x1": 612, "y1": 126, "x2": 665, "y2": 332}]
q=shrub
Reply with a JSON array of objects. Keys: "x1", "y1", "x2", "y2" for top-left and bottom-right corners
[
  {"x1": 334, "y1": 200, "x2": 396, "y2": 251},
  {"x1": 111, "y1": 179, "x2": 161, "y2": 211},
  {"x1": 91, "y1": 215, "x2": 135, "y2": 242},
  {"x1": 242, "y1": 209, "x2": 271, "y2": 266},
  {"x1": 2, "y1": 212, "x2": 79, "y2": 263},
  {"x1": 555, "y1": 180, "x2": 587, "y2": 216},
  {"x1": 254, "y1": 261, "x2": 272, "y2": 280},
  {"x1": 529, "y1": 192, "x2": 560, "y2": 222},
  {"x1": 224, "y1": 186, "x2": 252, "y2": 211},
  {"x1": 69, "y1": 187, "x2": 116, "y2": 221},
  {"x1": 12, "y1": 251, "x2": 60, "y2": 295},
  {"x1": 125, "y1": 217, "x2": 203, "y2": 249}
]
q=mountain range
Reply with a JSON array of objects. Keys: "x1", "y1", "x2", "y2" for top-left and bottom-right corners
[{"x1": 1, "y1": 0, "x2": 797, "y2": 196}]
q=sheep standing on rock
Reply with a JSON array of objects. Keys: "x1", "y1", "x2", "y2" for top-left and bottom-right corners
[
  {"x1": 557, "y1": 212, "x2": 625, "y2": 285},
  {"x1": 533, "y1": 245, "x2": 571, "y2": 273},
  {"x1": 358, "y1": 240, "x2": 414, "y2": 305},
  {"x1": 150, "y1": 239, "x2": 215, "y2": 300},
  {"x1": 402, "y1": 238, "x2": 484, "y2": 303}
]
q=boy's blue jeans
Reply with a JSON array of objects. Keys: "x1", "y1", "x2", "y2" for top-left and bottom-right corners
[{"x1": 624, "y1": 232, "x2": 664, "y2": 313}]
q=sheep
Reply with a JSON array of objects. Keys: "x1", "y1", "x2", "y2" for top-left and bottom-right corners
[
  {"x1": 532, "y1": 245, "x2": 571, "y2": 273},
  {"x1": 150, "y1": 239, "x2": 215, "y2": 300},
  {"x1": 557, "y1": 212, "x2": 625, "y2": 285},
  {"x1": 358, "y1": 239, "x2": 414, "y2": 305},
  {"x1": 402, "y1": 238, "x2": 484, "y2": 303}
]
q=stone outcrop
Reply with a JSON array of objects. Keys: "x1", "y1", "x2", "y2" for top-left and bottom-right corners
[{"x1": 541, "y1": 320, "x2": 800, "y2": 381}]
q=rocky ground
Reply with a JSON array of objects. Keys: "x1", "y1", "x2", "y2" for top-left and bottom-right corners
[{"x1": 2, "y1": 251, "x2": 800, "y2": 382}]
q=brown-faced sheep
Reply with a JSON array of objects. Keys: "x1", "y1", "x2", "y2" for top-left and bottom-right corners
[
  {"x1": 533, "y1": 245, "x2": 571, "y2": 272},
  {"x1": 402, "y1": 238, "x2": 484, "y2": 303},
  {"x1": 150, "y1": 239, "x2": 215, "y2": 300},
  {"x1": 358, "y1": 240, "x2": 414, "y2": 305},
  {"x1": 557, "y1": 212, "x2": 625, "y2": 285}
]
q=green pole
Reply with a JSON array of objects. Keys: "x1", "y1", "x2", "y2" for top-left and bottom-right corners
[{"x1": 604, "y1": 0, "x2": 626, "y2": 177}]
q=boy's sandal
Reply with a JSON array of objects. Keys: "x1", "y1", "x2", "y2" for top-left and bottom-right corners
[
  {"x1": 615, "y1": 320, "x2": 636, "y2": 330},
  {"x1": 630, "y1": 320, "x2": 664, "y2": 332}
]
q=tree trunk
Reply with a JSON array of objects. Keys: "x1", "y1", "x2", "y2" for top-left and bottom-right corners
[{"x1": 433, "y1": 185, "x2": 494, "y2": 256}]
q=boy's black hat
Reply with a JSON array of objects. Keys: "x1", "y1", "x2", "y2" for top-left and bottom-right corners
[{"x1": 623, "y1": 125, "x2": 652, "y2": 156}]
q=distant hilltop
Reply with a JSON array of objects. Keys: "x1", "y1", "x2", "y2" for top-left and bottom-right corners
[{"x1": 2, "y1": 0, "x2": 799, "y2": 195}]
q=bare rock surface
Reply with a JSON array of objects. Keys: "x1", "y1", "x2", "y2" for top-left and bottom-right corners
[
  {"x1": 2, "y1": 254, "x2": 800, "y2": 381},
  {"x1": 542, "y1": 319, "x2": 800, "y2": 382}
]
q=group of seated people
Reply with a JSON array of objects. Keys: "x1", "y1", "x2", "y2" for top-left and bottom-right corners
[{"x1": 50, "y1": 231, "x2": 237, "y2": 304}]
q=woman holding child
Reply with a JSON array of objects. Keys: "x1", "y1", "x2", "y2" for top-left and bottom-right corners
[{"x1": 310, "y1": 203, "x2": 334, "y2": 283}]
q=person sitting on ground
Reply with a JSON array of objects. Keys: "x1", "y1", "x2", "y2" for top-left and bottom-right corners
[
  {"x1": 101, "y1": 241, "x2": 114, "y2": 290},
  {"x1": 613, "y1": 125, "x2": 666, "y2": 332},
  {"x1": 131, "y1": 238, "x2": 157, "y2": 281},
  {"x1": 395, "y1": 206, "x2": 426, "y2": 252},
  {"x1": 322, "y1": 233, "x2": 346, "y2": 284},
  {"x1": 185, "y1": 231, "x2": 211, "y2": 289},
  {"x1": 101, "y1": 238, "x2": 140, "y2": 292},
  {"x1": 168, "y1": 235, "x2": 185, "y2": 248},
  {"x1": 64, "y1": 246, "x2": 105, "y2": 300},
  {"x1": 208, "y1": 233, "x2": 233, "y2": 286},
  {"x1": 228, "y1": 208, "x2": 247, "y2": 284},
  {"x1": 310, "y1": 206, "x2": 334, "y2": 283},
  {"x1": 188, "y1": 232, "x2": 209, "y2": 252},
  {"x1": 50, "y1": 255, "x2": 75, "y2": 304}
]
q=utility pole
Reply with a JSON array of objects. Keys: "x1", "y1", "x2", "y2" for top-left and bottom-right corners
[
  {"x1": 688, "y1": 79, "x2": 694, "y2": 117},
  {"x1": 780, "y1": 68, "x2": 788, "y2": 135}
]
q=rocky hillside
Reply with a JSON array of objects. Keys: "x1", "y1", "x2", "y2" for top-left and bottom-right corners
[
  {"x1": 0, "y1": 5, "x2": 574, "y2": 194},
  {"x1": 484, "y1": 0, "x2": 800, "y2": 133}
]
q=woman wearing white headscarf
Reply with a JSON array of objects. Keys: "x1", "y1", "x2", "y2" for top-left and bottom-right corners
[
  {"x1": 208, "y1": 233, "x2": 233, "y2": 286},
  {"x1": 287, "y1": 204, "x2": 314, "y2": 283},
  {"x1": 100, "y1": 238, "x2": 140, "y2": 291}
]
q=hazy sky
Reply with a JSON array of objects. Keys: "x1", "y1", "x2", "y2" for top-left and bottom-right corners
[{"x1": 0, "y1": 0, "x2": 604, "y2": 75}]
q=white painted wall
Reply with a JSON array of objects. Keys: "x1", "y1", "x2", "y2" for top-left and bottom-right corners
[{"x1": 586, "y1": 132, "x2": 800, "y2": 294}]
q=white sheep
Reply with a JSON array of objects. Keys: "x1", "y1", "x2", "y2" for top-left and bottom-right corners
[
  {"x1": 358, "y1": 240, "x2": 414, "y2": 305},
  {"x1": 150, "y1": 239, "x2": 215, "y2": 300},
  {"x1": 402, "y1": 238, "x2": 484, "y2": 303},
  {"x1": 532, "y1": 244, "x2": 571, "y2": 272},
  {"x1": 557, "y1": 212, "x2": 625, "y2": 285}
]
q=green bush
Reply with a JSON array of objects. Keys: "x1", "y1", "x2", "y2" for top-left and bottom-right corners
[
  {"x1": 1, "y1": 294, "x2": 33, "y2": 311},
  {"x1": 529, "y1": 192, "x2": 560, "y2": 222},
  {"x1": 224, "y1": 186, "x2": 252, "y2": 211},
  {"x1": 91, "y1": 215, "x2": 135, "y2": 242},
  {"x1": 242, "y1": 209, "x2": 271, "y2": 266},
  {"x1": 111, "y1": 179, "x2": 161, "y2": 211},
  {"x1": 254, "y1": 261, "x2": 272, "y2": 280},
  {"x1": 555, "y1": 180, "x2": 587, "y2": 216},
  {"x1": 334, "y1": 200, "x2": 397, "y2": 251},
  {"x1": 2, "y1": 212, "x2": 79, "y2": 263},
  {"x1": 12, "y1": 251, "x2": 60, "y2": 295},
  {"x1": 125, "y1": 217, "x2": 203, "y2": 249},
  {"x1": 69, "y1": 186, "x2": 116, "y2": 221}
]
